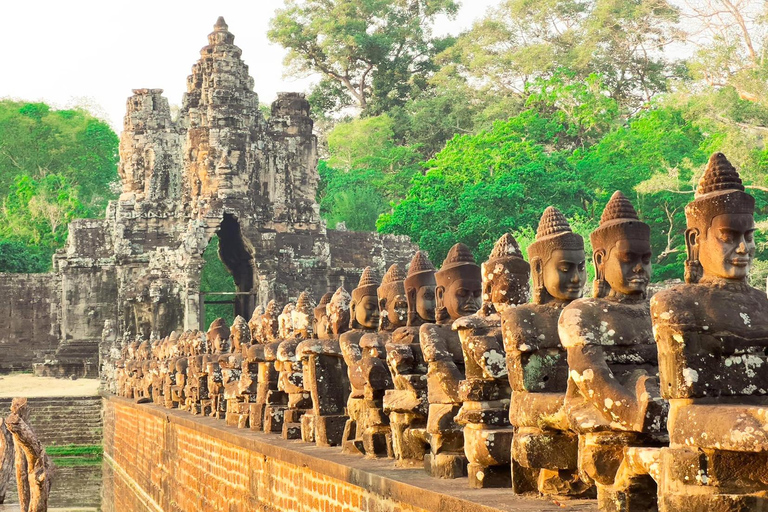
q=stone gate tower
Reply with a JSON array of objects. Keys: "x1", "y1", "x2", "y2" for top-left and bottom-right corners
[{"x1": 0, "y1": 18, "x2": 415, "y2": 376}]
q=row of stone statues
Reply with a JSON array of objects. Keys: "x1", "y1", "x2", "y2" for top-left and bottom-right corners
[{"x1": 114, "y1": 153, "x2": 768, "y2": 512}]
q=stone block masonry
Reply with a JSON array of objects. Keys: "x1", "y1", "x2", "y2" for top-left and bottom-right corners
[{"x1": 102, "y1": 396, "x2": 597, "y2": 512}]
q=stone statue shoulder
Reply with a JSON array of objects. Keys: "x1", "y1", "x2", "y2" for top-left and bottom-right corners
[
  {"x1": 502, "y1": 302, "x2": 563, "y2": 353},
  {"x1": 419, "y1": 322, "x2": 460, "y2": 363},
  {"x1": 390, "y1": 325, "x2": 418, "y2": 346},
  {"x1": 653, "y1": 281, "x2": 768, "y2": 339},
  {"x1": 339, "y1": 329, "x2": 365, "y2": 363},
  {"x1": 559, "y1": 297, "x2": 651, "y2": 349}
]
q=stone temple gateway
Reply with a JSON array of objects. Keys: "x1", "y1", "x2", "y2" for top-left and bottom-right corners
[{"x1": 0, "y1": 17, "x2": 414, "y2": 376}]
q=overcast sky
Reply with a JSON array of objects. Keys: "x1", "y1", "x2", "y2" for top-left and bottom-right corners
[{"x1": 1, "y1": 0, "x2": 500, "y2": 131}]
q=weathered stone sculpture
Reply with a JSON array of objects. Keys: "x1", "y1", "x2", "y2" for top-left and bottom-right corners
[
  {"x1": 248, "y1": 300, "x2": 280, "y2": 431},
  {"x1": 354, "y1": 264, "x2": 406, "y2": 457},
  {"x1": 205, "y1": 318, "x2": 231, "y2": 419},
  {"x1": 223, "y1": 316, "x2": 250, "y2": 428},
  {"x1": 503, "y1": 207, "x2": 592, "y2": 496},
  {"x1": 0, "y1": 417, "x2": 12, "y2": 504},
  {"x1": 454, "y1": 233, "x2": 529, "y2": 488},
  {"x1": 297, "y1": 292, "x2": 332, "y2": 443},
  {"x1": 297, "y1": 287, "x2": 351, "y2": 446},
  {"x1": 384, "y1": 251, "x2": 434, "y2": 467},
  {"x1": 558, "y1": 191, "x2": 667, "y2": 510},
  {"x1": 277, "y1": 292, "x2": 315, "y2": 439},
  {"x1": 651, "y1": 153, "x2": 768, "y2": 511},
  {"x1": 340, "y1": 268, "x2": 381, "y2": 455},
  {"x1": 184, "y1": 331, "x2": 210, "y2": 415},
  {"x1": 421, "y1": 243, "x2": 482, "y2": 478}
]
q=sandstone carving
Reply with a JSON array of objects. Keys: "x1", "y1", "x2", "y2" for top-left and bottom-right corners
[
  {"x1": 454, "y1": 233, "x2": 529, "y2": 488},
  {"x1": 421, "y1": 243, "x2": 482, "y2": 478},
  {"x1": 503, "y1": 207, "x2": 592, "y2": 496},
  {"x1": 651, "y1": 153, "x2": 768, "y2": 512},
  {"x1": 384, "y1": 251, "x2": 435, "y2": 467},
  {"x1": 558, "y1": 192, "x2": 667, "y2": 510}
]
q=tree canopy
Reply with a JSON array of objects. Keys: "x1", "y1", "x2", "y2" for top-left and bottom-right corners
[{"x1": 0, "y1": 100, "x2": 118, "y2": 272}]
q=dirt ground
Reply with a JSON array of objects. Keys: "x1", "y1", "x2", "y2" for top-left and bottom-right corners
[{"x1": 0, "y1": 374, "x2": 100, "y2": 398}]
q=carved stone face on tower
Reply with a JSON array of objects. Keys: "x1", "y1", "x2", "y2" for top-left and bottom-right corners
[
  {"x1": 528, "y1": 207, "x2": 586, "y2": 303},
  {"x1": 435, "y1": 243, "x2": 482, "y2": 321},
  {"x1": 685, "y1": 153, "x2": 757, "y2": 282},
  {"x1": 404, "y1": 251, "x2": 437, "y2": 326},
  {"x1": 351, "y1": 267, "x2": 380, "y2": 330},
  {"x1": 378, "y1": 264, "x2": 408, "y2": 331},
  {"x1": 590, "y1": 191, "x2": 652, "y2": 298},
  {"x1": 327, "y1": 287, "x2": 351, "y2": 336},
  {"x1": 481, "y1": 233, "x2": 530, "y2": 314},
  {"x1": 313, "y1": 292, "x2": 333, "y2": 340}
]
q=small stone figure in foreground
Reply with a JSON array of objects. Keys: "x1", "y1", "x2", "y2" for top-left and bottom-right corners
[{"x1": 5, "y1": 398, "x2": 55, "y2": 512}]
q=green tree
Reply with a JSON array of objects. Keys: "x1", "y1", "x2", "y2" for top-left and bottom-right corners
[
  {"x1": 0, "y1": 100, "x2": 118, "y2": 272},
  {"x1": 268, "y1": 0, "x2": 459, "y2": 115}
]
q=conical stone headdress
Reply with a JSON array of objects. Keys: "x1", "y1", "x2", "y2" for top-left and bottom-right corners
[
  {"x1": 686, "y1": 152, "x2": 754, "y2": 229},
  {"x1": 292, "y1": 292, "x2": 314, "y2": 334},
  {"x1": 435, "y1": 243, "x2": 481, "y2": 288},
  {"x1": 351, "y1": 266, "x2": 379, "y2": 303},
  {"x1": 590, "y1": 191, "x2": 650, "y2": 253},
  {"x1": 483, "y1": 233, "x2": 530, "y2": 279},
  {"x1": 378, "y1": 264, "x2": 406, "y2": 301},
  {"x1": 528, "y1": 207, "x2": 584, "y2": 262},
  {"x1": 314, "y1": 292, "x2": 333, "y2": 318},
  {"x1": 404, "y1": 251, "x2": 436, "y2": 291}
]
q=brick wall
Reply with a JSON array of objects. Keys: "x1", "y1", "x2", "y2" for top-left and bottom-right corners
[{"x1": 102, "y1": 397, "x2": 594, "y2": 512}]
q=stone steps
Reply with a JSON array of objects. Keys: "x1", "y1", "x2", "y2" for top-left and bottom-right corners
[{"x1": 0, "y1": 396, "x2": 102, "y2": 447}]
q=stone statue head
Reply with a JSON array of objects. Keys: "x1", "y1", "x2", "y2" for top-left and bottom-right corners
[
  {"x1": 435, "y1": 243, "x2": 482, "y2": 322},
  {"x1": 207, "y1": 317, "x2": 231, "y2": 353},
  {"x1": 313, "y1": 292, "x2": 333, "y2": 340},
  {"x1": 404, "y1": 251, "x2": 437, "y2": 327},
  {"x1": 377, "y1": 264, "x2": 408, "y2": 331},
  {"x1": 350, "y1": 267, "x2": 380, "y2": 330},
  {"x1": 684, "y1": 153, "x2": 756, "y2": 283},
  {"x1": 261, "y1": 300, "x2": 280, "y2": 343},
  {"x1": 481, "y1": 233, "x2": 530, "y2": 314},
  {"x1": 279, "y1": 302, "x2": 296, "y2": 339},
  {"x1": 248, "y1": 305, "x2": 264, "y2": 343},
  {"x1": 527, "y1": 207, "x2": 586, "y2": 304},
  {"x1": 590, "y1": 191, "x2": 652, "y2": 298},
  {"x1": 292, "y1": 292, "x2": 314, "y2": 339},
  {"x1": 230, "y1": 316, "x2": 251, "y2": 352},
  {"x1": 327, "y1": 286, "x2": 351, "y2": 336}
]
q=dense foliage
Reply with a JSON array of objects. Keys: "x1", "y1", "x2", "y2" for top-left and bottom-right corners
[
  {"x1": 0, "y1": 100, "x2": 118, "y2": 272},
  {"x1": 280, "y1": 0, "x2": 768, "y2": 285}
]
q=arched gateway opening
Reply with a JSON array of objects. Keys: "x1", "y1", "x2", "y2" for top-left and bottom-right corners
[{"x1": 200, "y1": 213, "x2": 257, "y2": 327}]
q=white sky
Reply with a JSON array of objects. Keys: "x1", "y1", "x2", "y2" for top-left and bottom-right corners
[{"x1": 0, "y1": 0, "x2": 500, "y2": 132}]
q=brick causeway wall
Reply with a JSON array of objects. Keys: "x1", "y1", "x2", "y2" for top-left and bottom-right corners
[{"x1": 102, "y1": 396, "x2": 596, "y2": 512}]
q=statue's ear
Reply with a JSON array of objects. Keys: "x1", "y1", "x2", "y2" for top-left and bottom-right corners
[
  {"x1": 378, "y1": 297, "x2": 387, "y2": 313},
  {"x1": 593, "y1": 249, "x2": 606, "y2": 271},
  {"x1": 435, "y1": 285, "x2": 445, "y2": 307},
  {"x1": 685, "y1": 227, "x2": 700, "y2": 254},
  {"x1": 407, "y1": 287, "x2": 416, "y2": 307}
]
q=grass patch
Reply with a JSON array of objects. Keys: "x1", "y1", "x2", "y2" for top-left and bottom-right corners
[
  {"x1": 51, "y1": 455, "x2": 103, "y2": 467},
  {"x1": 46, "y1": 444, "x2": 102, "y2": 457}
]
